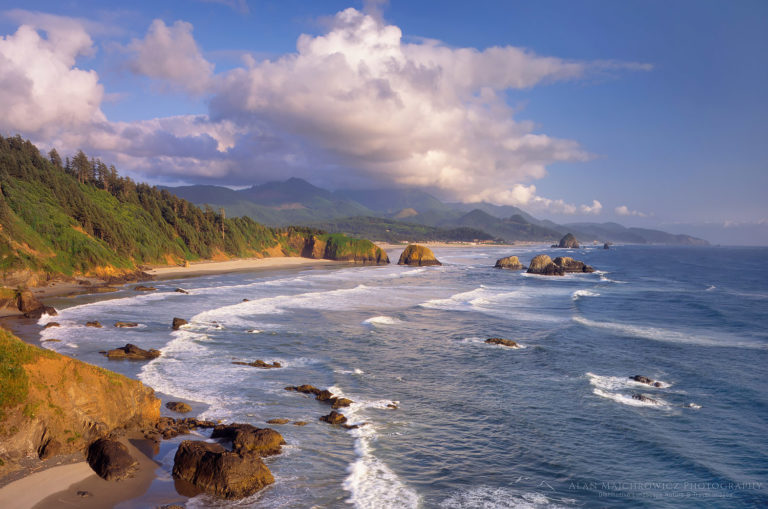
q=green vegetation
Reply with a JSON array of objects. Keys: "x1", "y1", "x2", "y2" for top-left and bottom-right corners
[
  {"x1": 0, "y1": 328, "x2": 53, "y2": 419},
  {"x1": 310, "y1": 216, "x2": 498, "y2": 243},
  {"x1": 320, "y1": 233, "x2": 385, "y2": 260},
  {"x1": 0, "y1": 135, "x2": 375, "y2": 284}
]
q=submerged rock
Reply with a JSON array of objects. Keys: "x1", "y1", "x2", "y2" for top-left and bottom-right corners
[
  {"x1": 232, "y1": 360, "x2": 281, "y2": 369},
  {"x1": 632, "y1": 393, "x2": 659, "y2": 404},
  {"x1": 285, "y1": 385, "x2": 354, "y2": 408},
  {"x1": 134, "y1": 285, "x2": 157, "y2": 292},
  {"x1": 553, "y1": 233, "x2": 579, "y2": 248},
  {"x1": 85, "y1": 321, "x2": 103, "y2": 328},
  {"x1": 631, "y1": 375, "x2": 663, "y2": 388},
  {"x1": 104, "y1": 343, "x2": 161, "y2": 360},
  {"x1": 485, "y1": 337, "x2": 520, "y2": 348},
  {"x1": 166, "y1": 401, "x2": 192, "y2": 413},
  {"x1": 319, "y1": 411, "x2": 347, "y2": 425},
  {"x1": 172, "y1": 317, "x2": 188, "y2": 330},
  {"x1": 266, "y1": 418, "x2": 290, "y2": 425},
  {"x1": 172, "y1": 440, "x2": 274, "y2": 499},
  {"x1": 43, "y1": 322, "x2": 60, "y2": 329},
  {"x1": 494, "y1": 256, "x2": 524, "y2": 270},
  {"x1": 86, "y1": 438, "x2": 138, "y2": 481},
  {"x1": 114, "y1": 321, "x2": 139, "y2": 328},
  {"x1": 397, "y1": 244, "x2": 442, "y2": 266}
]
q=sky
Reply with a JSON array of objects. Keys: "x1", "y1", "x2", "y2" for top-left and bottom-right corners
[{"x1": 0, "y1": 0, "x2": 766, "y2": 242}]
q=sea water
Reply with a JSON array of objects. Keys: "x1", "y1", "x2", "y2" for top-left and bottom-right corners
[{"x1": 38, "y1": 246, "x2": 768, "y2": 508}]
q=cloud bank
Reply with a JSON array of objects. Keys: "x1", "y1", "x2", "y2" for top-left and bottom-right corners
[{"x1": 0, "y1": 7, "x2": 651, "y2": 215}]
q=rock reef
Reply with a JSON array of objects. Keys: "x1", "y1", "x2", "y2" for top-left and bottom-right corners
[
  {"x1": 494, "y1": 256, "x2": 524, "y2": 270},
  {"x1": 485, "y1": 337, "x2": 520, "y2": 348},
  {"x1": 104, "y1": 343, "x2": 161, "y2": 360},
  {"x1": 397, "y1": 244, "x2": 442, "y2": 266},
  {"x1": 527, "y1": 255, "x2": 595, "y2": 276}
]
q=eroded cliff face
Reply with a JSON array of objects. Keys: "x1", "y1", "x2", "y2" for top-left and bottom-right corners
[{"x1": 0, "y1": 329, "x2": 160, "y2": 478}]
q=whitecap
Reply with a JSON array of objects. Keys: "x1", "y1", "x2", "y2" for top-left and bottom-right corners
[
  {"x1": 705, "y1": 285, "x2": 716, "y2": 291},
  {"x1": 573, "y1": 316, "x2": 768, "y2": 350},
  {"x1": 586, "y1": 372, "x2": 670, "y2": 390},
  {"x1": 440, "y1": 486, "x2": 575, "y2": 508},
  {"x1": 571, "y1": 289, "x2": 600, "y2": 300},
  {"x1": 592, "y1": 389, "x2": 669, "y2": 409},
  {"x1": 362, "y1": 316, "x2": 401, "y2": 326}
]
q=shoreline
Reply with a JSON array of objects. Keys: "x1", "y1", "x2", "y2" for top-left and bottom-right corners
[{"x1": 146, "y1": 255, "x2": 334, "y2": 280}]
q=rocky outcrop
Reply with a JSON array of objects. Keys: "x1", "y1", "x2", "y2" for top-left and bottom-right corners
[
  {"x1": 632, "y1": 394, "x2": 659, "y2": 404},
  {"x1": 172, "y1": 440, "x2": 275, "y2": 499},
  {"x1": 86, "y1": 321, "x2": 103, "y2": 328},
  {"x1": 284, "y1": 385, "x2": 353, "y2": 409},
  {"x1": 133, "y1": 285, "x2": 157, "y2": 292},
  {"x1": 153, "y1": 417, "x2": 216, "y2": 440},
  {"x1": 485, "y1": 337, "x2": 520, "y2": 348},
  {"x1": 603, "y1": 242, "x2": 611, "y2": 250},
  {"x1": 86, "y1": 438, "x2": 138, "y2": 481},
  {"x1": 319, "y1": 411, "x2": 347, "y2": 425},
  {"x1": 43, "y1": 322, "x2": 60, "y2": 329},
  {"x1": 494, "y1": 256, "x2": 524, "y2": 270},
  {"x1": 631, "y1": 375, "x2": 663, "y2": 388},
  {"x1": 166, "y1": 401, "x2": 192, "y2": 413},
  {"x1": 104, "y1": 343, "x2": 161, "y2": 360},
  {"x1": 231, "y1": 360, "x2": 281, "y2": 369},
  {"x1": 210, "y1": 424, "x2": 285, "y2": 457},
  {"x1": 553, "y1": 233, "x2": 579, "y2": 248},
  {"x1": 172, "y1": 317, "x2": 188, "y2": 330},
  {"x1": 302, "y1": 235, "x2": 390, "y2": 265},
  {"x1": 174, "y1": 288, "x2": 189, "y2": 294},
  {"x1": 0, "y1": 329, "x2": 160, "y2": 478},
  {"x1": 266, "y1": 418, "x2": 290, "y2": 425},
  {"x1": 114, "y1": 321, "x2": 138, "y2": 328},
  {"x1": 552, "y1": 257, "x2": 595, "y2": 273},
  {"x1": 15, "y1": 291, "x2": 58, "y2": 319},
  {"x1": 397, "y1": 244, "x2": 442, "y2": 266},
  {"x1": 527, "y1": 255, "x2": 595, "y2": 276}
]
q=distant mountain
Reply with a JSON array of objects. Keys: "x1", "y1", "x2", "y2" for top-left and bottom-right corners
[
  {"x1": 563, "y1": 222, "x2": 709, "y2": 246},
  {"x1": 163, "y1": 178, "x2": 709, "y2": 245}
]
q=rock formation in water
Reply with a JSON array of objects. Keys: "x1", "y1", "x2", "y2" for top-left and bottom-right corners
[
  {"x1": 172, "y1": 317, "x2": 188, "y2": 330},
  {"x1": 527, "y1": 254, "x2": 595, "y2": 276},
  {"x1": 494, "y1": 256, "x2": 524, "y2": 270},
  {"x1": 104, "y1": 343, "x2": 161, "y2": 360},
  {"x1": 397, "y1": 244, "x2": 442, "y2": 266},
  {"x1": 485, "y1": 337, "x2": 520, "y2": 348},
  {"x1": 631, "y1": 375, "x2": 663, "y2": 388},
  {"x1": 300, "y1": 235, "x2": 389, "y2": 265},
  {"x1": 553, "y1": 233, "x2": 579, "y2": 248},
  {"x1": 231, "y1": 360, "x2": 282, "y2": 369},
  {"x1": 166, "y1": 401, "x2": 192, "y2": 413}
]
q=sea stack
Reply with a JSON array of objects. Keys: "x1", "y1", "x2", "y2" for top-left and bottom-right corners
[
  {"x1": 553, "y1": 233, "x2": 579, "y2": 248},
  {"x1": 527, "y1": 255, "x2": 595, "y2": 276},
  {"x1": 494, "y1": 256, "x2": 524, "y2": 270},
  {"x1": 397, "y1": 244, "x2": 442, "y2": 266}
]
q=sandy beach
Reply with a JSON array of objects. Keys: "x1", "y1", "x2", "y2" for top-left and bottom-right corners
[{"x1": 146, "y1": 255, "x2": 334, "y2": 279}]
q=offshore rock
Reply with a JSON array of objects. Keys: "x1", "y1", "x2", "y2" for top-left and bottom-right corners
[
  {"x1": 485, "y1": 337, "x2": 520, "y2": 348},
  {"x1": 232, "y1": 360, "x2": 281, "y2": 369},
  {"x1": 210, "y1": 424, "x2": 285, "y2": 457},
  {"x1": 397, "y1": 244, "x2": 442, "y2": 266},
  {"x1": 319, "y1": 411, "x2": 348, "y2": 425},
  {"x1": 527, "y1": 254, "x2": 595, "y2": 276},
  {"x1": 114, "y1": 321, "x2": 138, "y2": 328},
  {"x1": 172, "y1": 317, "x2": 188, "y2": 330},
  {"x1": 494, "y1": 256, "x2": 524, "y2": 270},
  {"x1": 105, "y1": 343, "x2": 161, "y2": 360},
  {"x1": 166, "y1": 401, "x2": 192, "y2": 413},
  {"x1": 631, "y1": 375, "x2": 663, "y2": 388},
  {"x1": 553, "y1": 233, "x2": 579, "y2": 248},
  {"x1": 552, "y1": 257, "x2": 595, "y2": 273}
]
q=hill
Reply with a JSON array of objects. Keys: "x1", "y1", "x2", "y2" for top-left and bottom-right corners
[
  {"x1": 0, "y1": 135, "x2": 385, "y2": 291},
  {"x1": 308, "y1": 216, "x2": 498, "y2": 243}
]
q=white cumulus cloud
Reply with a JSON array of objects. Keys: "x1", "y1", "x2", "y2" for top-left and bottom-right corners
[
  {"x1": 126, "y1": 19, "x2": 214, "y2": 94},
  {"x1": 0, "y1": 14, "x2": 105, "y2": 136},
  {"x1": 615, "y1": 205, "x2": 647, "y2": 217}
]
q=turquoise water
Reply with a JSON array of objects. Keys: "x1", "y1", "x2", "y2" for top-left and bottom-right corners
[{"x1": 39, "y1": 246, "x2": 768, "y2": 508}]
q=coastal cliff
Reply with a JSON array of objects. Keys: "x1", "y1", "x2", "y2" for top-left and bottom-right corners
[
  {"x1": 302, "y1": 234, "x2": 389, "y2": 264},
  {"x1": 0, "y1": 328, "x2": 160, "y2": 478}
]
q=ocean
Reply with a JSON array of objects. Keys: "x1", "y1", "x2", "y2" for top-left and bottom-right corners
[{"x1": 37, "y1": 245, "x2": 768, "y2": 508}]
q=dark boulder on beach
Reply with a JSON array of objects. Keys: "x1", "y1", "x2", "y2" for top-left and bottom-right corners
[
  {"x1": 172, "y1": 440, "x2": 274, "y2": 499},
  {"x1": 397, "y1": 244, "x2": 442, "y2": 266},
  {"x1": 86, "y1": 438, "x2": 138, "y2": 481},
  {"x1": 320, "y1": 411, "x2": 348, "y2": 425},
  {"x1": 104, "y1": 343, "x2": 161, "y2": 360},
  {"x1": 494, "y1": 256, "x2": 524, "y2": 270},
  {"x1": 485, "y1": 337, "x2": 520, "y2": 348},
  {"x1": 631, "y1": 375, "x2": 663, "y2": 388},
  {"x1": 172, "y1": 317, "x2": 188, "y2": 330},
  {"x1": 553, "y1": 233, "x2": 579, "y2": 248},
  {"x1": 114, "y1": 321, "x2": 138, "y2": 328},
  {"x1": 166, "y1": 401, "x2": 192, "y2": 413},
  {"x1": 86, "y1": 321, "x2": 103, "y2": 328},
  {"x1": 232, "y1": 360, "x2": 281, "y2": 369},
  {"x1": 211, "y1": 424, "x2": 285, "y2": 457}
]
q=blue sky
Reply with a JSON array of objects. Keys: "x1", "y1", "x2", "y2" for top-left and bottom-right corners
[{"x1": 0, "y1": 0, "x2": 766, "y2": 241}]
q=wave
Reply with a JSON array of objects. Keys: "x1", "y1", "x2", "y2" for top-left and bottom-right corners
[
  {"x1": 439, "y1": 486, "x2": 575, "y2": 508},
  {"x1": 362, "y1": 316, "x2": 401, "y2": 326},
  {"x1": 705, "y1": 285, "x2": 716, "y2": 292},
  {"x1": 573, "y1": 316, "x2": 768, "y2": 350},
  {"x1": 572, "y1": 290, "x2": 600, "y2": 301},
  {"x1": 592, "y1": 388, "x2": 670, "y2": 409},
  {"x1": 420, "y1": 287, "x2": 568, "y2": 323},
  {"x1": 587, "y1": 372, "x2": 670, "y2": 390},
  {"x1": 327, "y1": 386, "x2": 419, "y2": 509}
]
